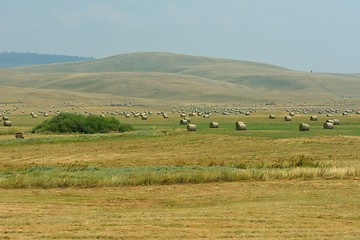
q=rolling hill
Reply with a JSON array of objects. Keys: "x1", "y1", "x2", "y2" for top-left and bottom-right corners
[{"x1": 1, "y1": 52, "x2": 360, "y2": 105}]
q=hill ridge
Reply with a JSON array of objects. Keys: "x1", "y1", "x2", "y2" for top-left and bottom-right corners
[
  {"x1": 14, "y1": 52, "x2": 288, "y2": 73},
  {"x1": 1, "y1": 52, "x2": 360, "y2": 104}
]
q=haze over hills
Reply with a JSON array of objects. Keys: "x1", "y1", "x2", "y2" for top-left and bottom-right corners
[{"x1": 1, "y1": 52, "x2": 360, "y2": 105}]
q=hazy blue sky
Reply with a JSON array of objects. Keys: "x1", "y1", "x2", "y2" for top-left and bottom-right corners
[{"x1": 1, "y1": 0, "x2": 359, "y2": 73}]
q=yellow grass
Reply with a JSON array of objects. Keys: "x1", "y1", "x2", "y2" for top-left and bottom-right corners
[
  {"x1": 1, "y1": 129, "x2": 360, "y2": 169},
  {"x1": 0, "y1": 180, "x2": 359, "y2": 239}
]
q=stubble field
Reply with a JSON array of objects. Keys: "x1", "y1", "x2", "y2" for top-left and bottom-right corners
[{"x1": 0, "y1": 104, "x2": 359, "y2": 239}]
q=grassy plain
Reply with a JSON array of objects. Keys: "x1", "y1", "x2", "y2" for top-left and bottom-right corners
[{"x1": 0, "y1": 106, "x2": 360, "y2": 239}]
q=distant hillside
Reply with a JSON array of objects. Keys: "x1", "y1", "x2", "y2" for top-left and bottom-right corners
[
  {"x1": 1, "y1": 52, "x2": 360, "y2": 105},
  {"x1": 15, "y1": 52, "x2": 287, "y2": 74},
  {"x1": 0, "y1": 52, "x2": 95, "y2": 68}
]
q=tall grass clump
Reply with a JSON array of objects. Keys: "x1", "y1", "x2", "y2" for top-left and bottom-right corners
[
  {"x1": 31, "y1": 113, "x2": 133, "y2": 134},
  {"x1": 1, "y1": 165, "x2": 359, "y2": 189}
]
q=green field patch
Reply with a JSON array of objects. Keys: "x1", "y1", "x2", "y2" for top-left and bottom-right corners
[{"x1": 1, "y1": 164, "x2": 358, "y2": 189}]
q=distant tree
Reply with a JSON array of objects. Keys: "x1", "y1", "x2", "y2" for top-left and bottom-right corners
[{"x1": 31, "y1": 113, "x2": 133, "y2": 134}]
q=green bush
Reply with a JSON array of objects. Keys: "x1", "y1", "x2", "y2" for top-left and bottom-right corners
[{"x1": 31, "y1": 113, "x2": 133, "y2": 134}]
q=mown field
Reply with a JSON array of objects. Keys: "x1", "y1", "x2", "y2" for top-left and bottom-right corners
[{"x1": 0, "y1": 105, "x2": 359, "y2": 239}]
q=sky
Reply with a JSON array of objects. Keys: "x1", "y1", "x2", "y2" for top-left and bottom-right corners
[{"x1": 0, "y1": 0, "x2": 359, "y2": 73}]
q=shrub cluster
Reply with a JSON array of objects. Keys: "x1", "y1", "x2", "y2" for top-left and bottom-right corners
[{"x1": 31, "y1": 113, "x2": 133, "y2": 134}]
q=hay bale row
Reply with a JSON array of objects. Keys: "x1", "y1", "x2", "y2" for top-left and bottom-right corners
[
  {"x1": 326, "y1": 119, "x2": 340, "y2": 125},
  {"x1": 30, "y1": 112, "x2": 38, "y2": 118},
  {"x1": 185, "y1": 121, "x2": 240, "y2": 131}
]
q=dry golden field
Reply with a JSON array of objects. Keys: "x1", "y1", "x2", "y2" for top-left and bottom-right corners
[
  {"x1": 0, "y1": 103, "x2": 360, "y2": 239},
  {"x1": 0, "y1": 180, "x2": 359, "y2": 239}
]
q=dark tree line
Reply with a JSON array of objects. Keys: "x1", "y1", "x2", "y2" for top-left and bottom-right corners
[{"x1": 0, "y1": 52, "x2": 95, "y2": 68}]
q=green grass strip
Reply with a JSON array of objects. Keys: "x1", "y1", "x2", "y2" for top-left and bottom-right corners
[{"x1": 0, "y1": 165, "x2": 359, "y2": 189}]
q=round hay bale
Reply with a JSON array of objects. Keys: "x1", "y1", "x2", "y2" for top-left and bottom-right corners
[
  {"x1": 299, "y1": 123, "x2": 310, "y2": 131},
  {"x1": 125, "y1": 113, "x2": 131, "y2": 118},
  {"x1": 310, "y1": 116, "x2": 318, "y2": 121},
  {"x1": 203, "y1": 114, "x2": 210, "y2": 118},
  {"x1": 289, "y1": 112, "x2": 295, "y2": 116},
  {"x1": 3, "y1": 120, "x2": 12, "y2": 127},
  {"x1": 245, "y1": 112, "x2": 250, "y2": 116},
  {"x1": 180, "y1": 119, "x2": 188, "y2": 125},
  {"x1": 333, "y1": 119, "x2": 340, "y2": 125},
  {"x1": 269, "y1": 114, "x2": 276, "y2": 119},
  {"x1": 209, "y1": 122, "x2": 219, "y2": 128},
  {"x1": 187, "y1": 124, "x2": 196, "y2": 131},
  {"x1": 180, "y1": 113, "x2": 186, "y2": 118},
  {"x1": 235, "y1": 121, "x2": 246, "y2": 130},
  {"x1": 141, "y1": 115, "x2": 148, "y2": 120},
  {"x1": 326, "y1": 119, "x2": 335, "y2": 124},
  {"x1": 2, "y1": 116, "x2": 9, "y2": 121},
  {"x1": 323, "y1": 122, "x2": 334, "y2": 129},
  {"x1": 284, "y1": 116, "x2": 292, "y2": 121},
  {"x1": 163, "y1": 113, "x2": 169, "y2": 119}
]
